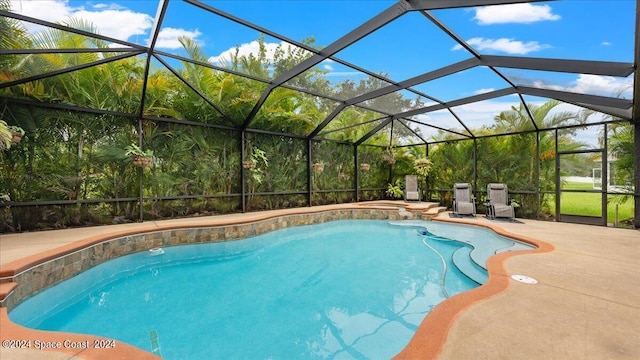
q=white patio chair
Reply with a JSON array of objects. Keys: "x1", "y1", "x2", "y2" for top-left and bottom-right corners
[{"x1": 404, "y1": 175, "x2": 420, "y2": 202}]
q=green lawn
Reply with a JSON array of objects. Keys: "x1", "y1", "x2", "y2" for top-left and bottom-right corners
[{"x1": 546, "y1": 182, "x2": 634, "y2": 222}]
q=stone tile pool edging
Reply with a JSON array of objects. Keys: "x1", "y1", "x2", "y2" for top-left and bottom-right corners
[
  {"x1": 0, "y1": 205, "x2": 553, "y2": 359},
  {"x1": 0, "y1": 206, "x2": 420, "y2": 308}
]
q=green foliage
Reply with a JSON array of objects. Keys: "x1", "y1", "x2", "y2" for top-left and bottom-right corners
[
  {"x1": 313, "y1": 141, "x2": 351, "y2": 188},
  {"x1": 357, "y1": 146, "x2": 387, "y2": 200},
  {"x1": 608, "y1": 123, "x2": 634, "y2": 204},
  {"x1": 429, "y1": 100, "x2": 590, "y2": 217},
  {"x1": 0, "y1": 8, "x2": 634, "y2": 230},
  {"x1": 8, "y1": 125, "x2": 25, "y2": 136},
  {"x1": 125, "y1": 143, "x2": 153, "y2": 157},
  {"x1": 0, "y1": 120, "x2": 13, "y2": 150},
  {"x1": 546, "y1": 182, "x2": 634, "y2": 223},
  {"x1": 413, "y1": 157, "x2": 432, "y2": 177},
  {"x1": 246, "y1": 147, "x2": 269, "y2": 186},
  {"x1": 386, "y1": 180, "x2": 404, "y2": 199}
]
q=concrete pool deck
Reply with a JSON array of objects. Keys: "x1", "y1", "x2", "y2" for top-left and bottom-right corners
[
  {"x1": 427, "y1": 213, "x2": 640, "y2": 360},
  {"x1": 0, "y1": 202, "x2": 638, "y2": 359}
]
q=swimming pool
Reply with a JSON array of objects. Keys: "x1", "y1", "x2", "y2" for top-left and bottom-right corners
[{"x1": 9, "y1": 219, "x2": 533, "y2": 359}]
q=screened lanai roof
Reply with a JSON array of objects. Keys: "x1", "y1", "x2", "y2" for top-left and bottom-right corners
[{"x1": 1, "y1": 0, "x2": 637, "y2": 146}]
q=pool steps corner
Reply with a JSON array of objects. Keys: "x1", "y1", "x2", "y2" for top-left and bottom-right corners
[{"x1": 451, "y1": 247, "x2": 489, "y2": 284}]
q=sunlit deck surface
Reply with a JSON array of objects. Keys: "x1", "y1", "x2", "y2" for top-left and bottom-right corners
[{"x1": 0, "y1": 202, "x2": 638, "y2": 359}]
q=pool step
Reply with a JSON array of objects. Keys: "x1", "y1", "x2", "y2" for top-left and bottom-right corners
[
  {"x1": 423, "y1": 206, "x2": 447, "y2": 216},
  {"x1": 468, "y1": 244, "x2": 497, "y2": 271},
  {"x1": 0, "y1": 282, "x2": 17, "y2": 303},
  {"x1": 497, "y1": 241, "x2": 535, "y2": 253},
  {"x1": 452, "y1": 247, "x2": 488, "y2": 285}
]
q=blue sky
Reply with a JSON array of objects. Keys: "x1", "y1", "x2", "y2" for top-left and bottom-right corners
[{"x1": 8, "y1": 0, "x2": 636, "y2": 144}]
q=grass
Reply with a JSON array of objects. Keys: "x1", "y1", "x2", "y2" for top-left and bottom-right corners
[{"x1": 547, "y1": 182, "x2": 634, "y2": 222}]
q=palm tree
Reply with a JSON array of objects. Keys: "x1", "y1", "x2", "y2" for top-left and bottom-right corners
[
  {"x1": 0, "y1": 0, "x2": 33, "y2": 79},
  {"x1": 429, "y1": 100, "x2": 588, "y2": 217},
  {"x1": 488, "y1": 100, "x2": 586, "y2": 187},
  {"x1": 608, "y1": 122, "x2": 634, "y2": 204}
]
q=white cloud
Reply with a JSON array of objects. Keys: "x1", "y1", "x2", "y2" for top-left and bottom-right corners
[
  {"x1": 11, "y1": 0, "x2": 72, "y2": 32},
  {"x1": 534, "y1": 74, "x2": 633, "y2": 97},
  {"x1": 319, "y1": 59, "x2": 335, "y2": 72},
  {"x1": 532, "y1": 80, "x2": 565, "y2": 92},
  {"x1": 474, "y1": 88, "x2": 495, "y2": 95},
  {"x1": 451, "y1": 98, "x2": 522, "y2": 127},
  {"x1": 324, "y1": 71, "x2": 363, "y2": 77},
  {"x1": 71, "y1": 9, "x2": 153, "y2": 41},
  {"x1": 412, "y1": 98, "x2": 521, "y2": 131},
  {"x1": 153, "y1": 28, "x2": 203, "y2": 49},
  {"x1": 314, "y1": 58, "x2": 365, "y2": 78},
  {"x1": 601, "y1": 41, "x2": 611, "y2": 46},
  {"x1": 453, "y1": 37, "x2": 549, "y2": 55},
  {"x1": 412, "y1": 99, "x2": 605, "y2": 145},
  {"x1": 209, "y1": 40, "x2": 311, "y2": 64},
  {"x1": 91, "y1": 3, "x2": 126, "y2": 11},
  {"x1": 9, "y1": 0, "x2": 196, "y2": 45},
  {"x1": 474, "y1": 4, "x2": 560, "y2": 25}
]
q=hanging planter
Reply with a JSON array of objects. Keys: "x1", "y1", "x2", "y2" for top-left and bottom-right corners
[
  {"x1": 132, "y1": 156, "x2": 153, "y2": 168},
  {"x1": 360, "y1": 163, "x2": 370, "y2": 171},
  {"x1": 125, "y1": 143, "x2": 154, "y2": 168},
  {"x1": 312, "y1": 162, "x2": 325, "y2": 173},
  {"x1": 243, "y1": 160, "x2": 256, "y2": 169},
  {"x1": 1, "y1": 122, "x2": 25, "y2": 149},
  {"x1": 9, "y1": 127, "x2": 24, "y2": 144},
  {"x1": 383, "y1": 154, "x2": 396, "y2": 165},
  {"x1": 382, "y1": 147, "x2": 395, "y2": 165},
  {"x1": 413, "y1": 157, "x2": 432, "y2": 176},
  {"x1": 10, "y1": 131, "x2": 22, "y2": 144}
]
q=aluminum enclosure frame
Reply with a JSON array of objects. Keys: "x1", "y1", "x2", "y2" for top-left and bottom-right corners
[{"x1": 0, "y1": 0, "x2": 638, "y2": 227}]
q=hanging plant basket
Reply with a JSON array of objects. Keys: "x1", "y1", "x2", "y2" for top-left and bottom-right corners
[
  {"x1": 132, "y1": 156, "x2": 153, "y2": 168},
  {"x1": 360, "y1": 163, "x2": 370, "y2": 171},
  {"x1": 1, "y1": 123, "x2": 24, "y2": 150},
  {"x1": 413, "y1": 157, "x2": 432, "y2": 177},
  {"x1": 10, "y1": 130, "x2": 22, "y2": 144},
  {"x1": 382, "y1": 149, "x2": 395, "y2": 165},
  {"x1": 312, "y1": 163, "x2": 325, "y2": 173},
  {"x1": 243, "y1": 160, "x2": 256, "y2": 169},
  {"x1": 383, "y1": 155, "x2": 396, "y2": 165},
  {"x1": 125, "y1": 143, "x2": 153, "y2": 168}
]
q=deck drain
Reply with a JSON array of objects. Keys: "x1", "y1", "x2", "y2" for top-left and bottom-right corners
[{"x1": 511, "y1": 274, "x2": 538, "y2": 284}]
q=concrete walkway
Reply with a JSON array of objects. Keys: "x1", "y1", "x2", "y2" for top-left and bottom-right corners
[
  {"x1": 0, "y1": 205, "x2": 638, "y2": 359},
  {"x1": 432, "y1": 214, "x2": 640, "y2": 360}
]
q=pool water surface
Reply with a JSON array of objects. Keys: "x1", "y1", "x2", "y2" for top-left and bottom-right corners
[{"x1": 9, "y1": 220, "x2": 528, "y2": 359}]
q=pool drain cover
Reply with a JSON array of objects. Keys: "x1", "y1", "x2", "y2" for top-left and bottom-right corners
[{"x1": 511, "y1": 274, "x2": 538, "y2": 284}]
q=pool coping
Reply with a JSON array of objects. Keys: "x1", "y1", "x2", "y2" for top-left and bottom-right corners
[
  {"x1": 394, "y1": 216, "x2": 554, "y2": 359},
  {"x1": 0, "y1": 203, "x2": 553, "y2": 359}
]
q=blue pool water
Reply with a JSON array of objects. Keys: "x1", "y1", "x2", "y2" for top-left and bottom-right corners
[{"x1": 10, "y1": 220, "x2": 533, "y2": 359}]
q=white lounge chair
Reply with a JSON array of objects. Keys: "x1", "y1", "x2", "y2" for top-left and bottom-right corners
[
  {"x1": 404, "y1": 175, "x2": 420, "y2": 202},
  {"x1": 453, "y1": 183, "x2": 475, "y2": 217},
  {"x1": 486, "y1": 183, "x2": 515, "y2": 219}
]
